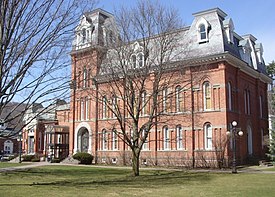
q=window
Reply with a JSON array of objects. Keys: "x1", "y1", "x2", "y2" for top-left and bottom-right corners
[
  {"x1": 141, "y1": 91, "x2": 146, "y2": 116},
  {"x1": 196, "y1": 18, "x2": 210, "y2": 43},
  {"x1": 81, "y1": 100, "x2": 84, "y2": 120},
  {"x1": 85, "y1": 98, "x2": 89, "y2": 120},
  {"x1": 82, "y1": 28, "x2": 86, "y2": 43},
  {"x1": 259, "y1": 95, "x2": 263, "y2": 118},
  {"x1": 203, "y1": 82, "x2": 211, "y2": 110},
  {"x1": 228, "y1": 82, "x2": 233, "y2": 111},
  {"x1": 102, "y1": 96, "x2": 107, "y2": 119},
  {"x1": 83, "y1": 67, "x2": 87, "y2": 88},
  {"x1": 176, "y1": 125, "x2": 183, "y2": 150},
  {"x1": 131, "y1": 55, "x2": 137, "y2": 69},
  {"x1": 175, "y1": 86, "x2": 182, "y2": 112},
  {"x1": 204, "y1": 123, "x2": 212, "y2": 150},
  {"x1": 244, "y1": 89, "x2": 251, "y2": 115},
  {"x1": 78, "y1": 71, "x2": 81, "y2": 88},
  {"x1": 112, "y1": 130, "x2": 118, "y2": 150},
  {"x1": 199, "y1": 24, "x2": 206, "y2": 40},
  {"x1": 102, "y1": 130, "x2": 108, "y2": 150},
  {"x1": 163, "y1": 126, "x2": 170, "y2": 150},
  {"x1": 138, "y1": 53, "x2": 144, "y2": 68},
  {"x1": 112, "y1": 96, "x2": 117, "y2": 118},
  {"x1": 163, "y1": 88, "x2": 168, "y2": 112},
  {"x1": 142, "y1": 129, "x2": 149, "y2": 150}
]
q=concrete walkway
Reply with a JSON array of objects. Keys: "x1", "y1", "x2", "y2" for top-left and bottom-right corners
[{"x1": 1, "y1": 162, "x2": 275, "y2": 174}]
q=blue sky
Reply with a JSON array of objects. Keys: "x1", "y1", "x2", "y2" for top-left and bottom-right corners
[{"x1": 98, "y1": 0, "x2": 275, "y2": 64}]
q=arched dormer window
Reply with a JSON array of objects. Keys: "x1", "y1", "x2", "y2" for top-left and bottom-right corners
[
  {"x1": 203, "y1": 81, "x2": 211, "y2": 110},
  {"x1": 199, "y1": 24, "x2": 206, "y2": 40},
  {"x1": 223, "y1": 18, "x2": 235, "y2": 44},
  {"x1": 196, "y1": 17, "x2": 210, "y2": 43},
  {"x1": 82, "y1": 28, "x2": 86, "y2": 44}
]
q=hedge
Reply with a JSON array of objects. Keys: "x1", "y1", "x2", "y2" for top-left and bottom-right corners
[{"x1": 73, "y1": 152, "x2": 94, "y2": 164}]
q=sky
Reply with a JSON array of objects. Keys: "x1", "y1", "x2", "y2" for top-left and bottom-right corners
[{"x1": 98, "y1": 0, "x2": 275, "y2": 64}]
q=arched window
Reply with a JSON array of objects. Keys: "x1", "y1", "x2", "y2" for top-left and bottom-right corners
[
  {"x1": 228, "y1": 82, "x2": 233, "y2": 111},
  {"x1": 196, "y1": 17, "x2": 210, "y2": 43},
  {"x1": 203, "y1": 82, "x2": 211, "y2": 110},
  {"x1": 163, "y1": 126, "x2": 170, "y2": 150},
  {"x1": 80, "y1": 99, "x2": 84, "y2": 120},
  {"x1": 112, "y1": 130, "x2": 118, "y2": 150},
  {"x1": 199, "y1": 24, "x2": 206, "y2": 40},
  {"x1": 204, "y1": 123, "x2": 212, "y2": 150},
  {"x1": 175, "y1": 86, "x2": 182, "y2": 112},
  {"x1": 176, "y1": 125, "x2": 183, "y2": 150},
  {"x1": 102, "y1": 129, "x2": 108, "y2": 150},
  {"x1": 259, "y1": 95, "x2": 263, "y2": 118}
]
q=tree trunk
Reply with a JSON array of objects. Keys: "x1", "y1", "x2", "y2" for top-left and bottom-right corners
[{"x1": 132, "y1": 149, "x2": 140, "y2": 176}]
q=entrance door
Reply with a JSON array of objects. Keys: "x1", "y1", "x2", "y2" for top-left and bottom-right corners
[{"x1": 77, "y1": 128, "x2": 89, "y2": 152}]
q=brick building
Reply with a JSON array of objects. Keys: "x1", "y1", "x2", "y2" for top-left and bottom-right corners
[{"x1": 23, "y1": 8, "x2": 272, "y2": 167}]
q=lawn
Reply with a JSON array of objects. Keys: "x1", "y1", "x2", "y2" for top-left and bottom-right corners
[
  {"x1": 0, "y1": 165, "x2": 275, "y2": 197},
  {"x1": 0, "y1": 162, "x2": 28, "y2": 168}
]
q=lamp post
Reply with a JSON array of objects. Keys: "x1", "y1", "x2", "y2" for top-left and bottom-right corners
[
  {"x1": 17, "y1": 131, "x2": 22, "y2": 163},
  {"x1": 226, "y1": 121, "x2": 243, "y2": 173}
]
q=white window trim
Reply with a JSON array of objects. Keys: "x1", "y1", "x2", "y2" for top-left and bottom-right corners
[
  {"x1": 196, "y1": 17, "x2": 210, "y2": 43},
  {"x1": 203, "y1": 82, "x2": 211, "y2": 111},
  {"x1": 176, "y1": 126, "x2": 183, "y2": 150},
  {"x1": 204, "y1": 124, "x2": 212, "y2": 150},
  {"x1": 163, "y1": 127, "x2": 170, "y2": 150}
]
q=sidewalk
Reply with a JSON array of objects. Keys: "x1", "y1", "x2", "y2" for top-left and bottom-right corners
[{"x1": 0, "y1": 162, "x2": 49, "y2": 172}]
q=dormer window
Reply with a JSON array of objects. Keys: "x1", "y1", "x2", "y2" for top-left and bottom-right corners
[
  {"x1": 223, "y1": 18, "x2": 235, "y2": 44},
  {"x1": 196, "y1": 17, "x2": 210, "y2": 43},
  {"x1": 199, "y1": 24, "x2": 206, "y2": 40},
  {"x1": 82, "y1": 28, "x2": 86, "y2": 43},
  {"x1": 131, "y1": 55, "x2": 137, "y2": 69},
  {"x1": 138, "y1": 53, "x2": 144, "y2": 68}
]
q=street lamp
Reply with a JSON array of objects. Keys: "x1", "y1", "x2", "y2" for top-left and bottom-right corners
[
  {"x1": 226, "y1": 121, "x2": 243, "y2": 173},
  {"x1": 17, "y1": 131, "x2": 23, "y2": 163}
]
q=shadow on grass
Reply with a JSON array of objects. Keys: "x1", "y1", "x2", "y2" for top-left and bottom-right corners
[{"x1": 0, "y1": 168, "x2": 213, "y2": 188}]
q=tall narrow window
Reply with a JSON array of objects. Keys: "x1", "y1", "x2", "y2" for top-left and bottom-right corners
[
  {"x1": 141, "y1": 129, "x2": 149, "y2": 150},
  {"x1": 244, "y1": 89, "x2": 251, "y2": 115},
  {"x1": 228, "y1": 82, "x2": 233, "y2": 111},
  {"x1": 112, "y1": 96, "x2": 116, "y2": 118},
  {"x1": 163, "y1": 88, "x2": 168, "y2": 113},
  {"x1": 102, "y1": 130, "x2": 108, "y2": 150},
  {"x1": 78, "y1": 71, "x2": 81, "y2": 88},
  {"x1": 175, "y1": 86, "x2": 182, "y2": 112},
  {"x1": 203, "y1": 82, "x2": 211, "y2": 110},
  {"x1": 112, "y1": 130, "x2": 118, "y2": 150},
  {"x1": 131, "y1": 55, "x2": 137, "y2": 69},
  {"x1": 85, "y1": 98, "x2": 89, "y2": 120},
  {"x1": 259, "y1": 95, "x2": 263, "y2": 118},
  {"x1": 82, "y1": 28, "x2": 86, "y2": 43},
  {"x1": 103, "y1": 96, "x2": 107, "y2": 119},
  {"x1": 199, "y1": 24, "x2": 206, "y2": 40},
  {"x1": 163, "y1": 126, "x2": 170, "y2": 150},
  {"x1": 83, "y1": 67, "x2": 87, "y2": 88},
  {"x1": 141, "y1": 91, "x2": 146, "y2": 116},
  {"x1": 176, "y1": 125, "x2": 183, "y2": 150},
  {"x1": 204, "y1": 123, "x2": 212, "y2": 150},
  {"x1": 138, "y1": 53, "x2": 144, "y2": 68},
  {"x1": 81, "y1": 100, "x2": 84, "y2": 120}
]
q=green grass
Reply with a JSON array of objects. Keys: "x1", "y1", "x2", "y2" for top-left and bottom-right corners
[
  {"x1": 0, "y1": 162, "x2": 28, "y2": 168},
  {"x1": 0, "y1": 165, "x2": 275, "y2": 196}
]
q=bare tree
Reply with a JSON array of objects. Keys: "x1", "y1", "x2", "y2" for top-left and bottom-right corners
[
  {"x1": 93, "y1": 0, "x2": 206, "y2": 176},
  {"x1": 0, "y1": 0, "x2": 97, "y2": 136}
]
